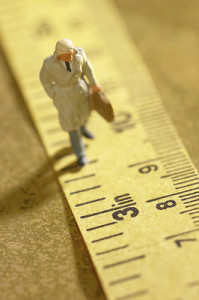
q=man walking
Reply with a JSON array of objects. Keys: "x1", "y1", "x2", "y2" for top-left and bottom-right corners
[{"x1": 40, "y1": 39, "x2": 101, "y2": 165}]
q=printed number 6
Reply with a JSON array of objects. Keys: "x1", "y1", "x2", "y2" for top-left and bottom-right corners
[
  {"x1": 139, "y1": 164, "x2": 158, "y2": 174},
  {"x1": 112, "y1": 207, "x2": 139, "y2": 221}
]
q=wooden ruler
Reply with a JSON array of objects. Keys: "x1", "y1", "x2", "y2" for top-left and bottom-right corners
[{"x1": 1, "y1": 0, "x2": 199, "y2": 299}]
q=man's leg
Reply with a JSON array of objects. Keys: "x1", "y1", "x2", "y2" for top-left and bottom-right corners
[
  {"x1": 69, "y1": 129, "x2": 89, "y2": 165},
  {"x1": 80, "y1": 125, "x2": 94, "y2": 139}
]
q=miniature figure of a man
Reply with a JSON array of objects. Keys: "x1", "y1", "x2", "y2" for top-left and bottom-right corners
[{"x1": 40, "y1": 39, "x2": 101, "y2": 165}]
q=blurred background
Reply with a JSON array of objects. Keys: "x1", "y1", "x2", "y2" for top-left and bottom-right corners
[{"x1": 0, "y1": 0, "x2": 198, "y2": 299}]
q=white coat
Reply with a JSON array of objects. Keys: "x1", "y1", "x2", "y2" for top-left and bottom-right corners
[{"x1": 40, "y1": 47, "x2": 98, "y2": 132}]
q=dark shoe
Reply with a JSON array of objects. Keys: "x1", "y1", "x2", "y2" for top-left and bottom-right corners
[
  {"x1": 77, "y1": 156, "x2": 89, "y2": 166},
  {"x1": 81, "y1": 127, "x2": 95, "y2": 139}
]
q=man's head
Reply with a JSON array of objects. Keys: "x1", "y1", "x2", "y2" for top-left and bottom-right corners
[{"x1": 55, "y1": 39, "x2": 76, "y2": 62}]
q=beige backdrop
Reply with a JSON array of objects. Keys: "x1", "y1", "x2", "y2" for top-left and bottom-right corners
[{"x1": 0, "y1": 1, "x2": 198, "y2": 299}]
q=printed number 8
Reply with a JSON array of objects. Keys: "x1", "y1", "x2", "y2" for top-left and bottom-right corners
[{"x1": 156, "y1": 200, "x2": 176, "y2": 210}]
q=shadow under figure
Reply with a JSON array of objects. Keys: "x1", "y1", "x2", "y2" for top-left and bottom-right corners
[{"x1": 40, "y1": 38, "x2": 114, "y2": 166}]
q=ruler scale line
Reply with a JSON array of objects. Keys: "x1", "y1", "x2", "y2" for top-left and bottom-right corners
[
  {"x1": 109, "y1": 274, "x2": 141, "y2": 286},
  {"x1": 115, "y1": 289, "x2": 148, "y2": 300},
  {"x1": 103, "y1": 255, "x2": 146, "y2": 269},
  {"x1": 87, "y1": 222, "x2": 117, "y2": 231},
  {"x1": 96, "y1": 245, "x2": 129, "y2": 256},
  {"x1": 91, "y1": 232, "x2": 124, "y2": 243}
]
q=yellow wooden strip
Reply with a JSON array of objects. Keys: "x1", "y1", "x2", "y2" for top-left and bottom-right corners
[{"x1": 1, "y1": 0, "x2": 199, "y2": 299}]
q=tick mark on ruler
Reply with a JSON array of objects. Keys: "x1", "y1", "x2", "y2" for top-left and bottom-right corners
[
  {"x1": 187, "y1": 280, "x2": 199, "y2": 287},
  {"x1": 65, "y1": 173, "x2": 95, "y2": 183},
  {"x1": 175, "y1": 182, "x2": 199, "y2": 190},
  {"x1": 174, "y1": 178, "x2": 199, "y2": 186},
  {"x1": 46, "y1": 127, "x2": 62, "y2": 134},
  {"x1": 180, "y1": 191, "x2": 199, "y2": 200},
  {"x1": 165, "y1": 229, "x2": 199, "y2": 240},
  {"x1": 70, "y1": 185, "x2": 101, "y2": 195},
  {"x1": 147, "y1": 187, "x2": 199, "y2": 203},
  {"x1": 80, "y1": 203, "x2": 136, "y2": 218},
  {"x1": 87, "y1": 221, "x2": 117, "y2": 231},
  {"x1": 164, "y1": 162, "x2": 191, "y2": 171},
  {"x1": 166, "y1": 166, "x2": 193, "y2": 174},
  {"x1": 103, "y1": 255, "x2": 145, "y2": 269},
  {"x1": 185, "y1": 202, "x2": 199, "y2": 207},
  {"x1": 128, "y1": 157, "x2": 161, "y2": 168},
  {"x1": 75, "y1": 197, "x2": 106, "y2": 207},
  {"x1": 173, "y1": 174, "x2": 198, "y2": 182},
  {"x1": 51, "y1": 139, "x2": 68, "y2": 147},
  {"x1": 168, "y1": 170, "x2": 196, "y2": 179},
  {"x1": 180, "y1": 207, "x2": 199, "y2": 214},
  {"x1": 91, "y1": 232, "x2": 123, "y2": 243},
  {"x1": 109, "y1": 274, "x2": 141, "y2": 286},
  {"x1": 115, "y1": 289, "x2": 148, "y2": 300},
  {"x1": 96, "y1": 244, "x2": 129, "y2": 256}
]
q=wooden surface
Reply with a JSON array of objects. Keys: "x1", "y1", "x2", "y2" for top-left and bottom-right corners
[{"x1": 0, "y1": 0, "x2": 198, "y2": 299}]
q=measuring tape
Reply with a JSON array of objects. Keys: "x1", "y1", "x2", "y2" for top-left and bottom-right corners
[{"x1": 1, "y1": 0, "x2": 199, "y2": 299}]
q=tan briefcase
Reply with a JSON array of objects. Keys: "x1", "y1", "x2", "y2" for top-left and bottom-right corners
[{"x1": 91, "y1": 91, "x2": 114, "y2": 122}]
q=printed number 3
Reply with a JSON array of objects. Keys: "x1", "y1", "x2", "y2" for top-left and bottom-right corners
[{"x1": 112, "y1": 207, "x2": 139, "y2": 221}]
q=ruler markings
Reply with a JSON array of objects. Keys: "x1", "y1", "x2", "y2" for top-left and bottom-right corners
[
  {"x1": 75, "y1": 197, "x2": 106, "y2": 207},
  {"x1": 164, "y1": 162, "x2": 192, "y2": 171},
  {"x1": 162, "y1": 158, "x2": 190, "y2": 167},
  {"x1": 160, "y1": 152, "x2": 185, "y2": 161},
  {"x1": 179, "y1": 191, "x2": 199, "y2": 199},
  {"x1": 184, "y1": 200, "x2": 199, "y2": 205},
  {"x1": 70, "y1": 185, "x2": 101, "y2": 195},
  {"x1": 46, "y1": 128, "x2": 62, "y2": 135},
  {"x1": 118, "y1": 200, "x2": 136, "y2": 206},
  {"x1": 147, "y1": 187, "x2": 199, "y2": 202},
  {"x1": 188, "y1": 281, "x2": 199, "y2": 287},
  {"x1": 168, "y1": 170, "x2": 196, "y2": 179},
  {"x1": 103, "y1": 255, "x2": 146, "y2": 269},
  {"x1": 189, "y1": 211, "x2": 199, "y2": 216},
  {"x1": 165, "y1": 229, "x2": 199, "y2": 240},
  {"x1": 65, "y1": 173, "x2": 96, "y2": 184},
  {"x1": 180, "y1": 208, "x2": 199, "y2": 214},
  {"x1": 172, "y1": 174, "x2": 199, "y2": 182},
  {"x1": 136, "y1": 106, "x2": 162, "y2": 115},
  {"x1": 175, "y1": 182, "x2": 199, "y2": 190},
  {"x1": 185, "y1": 202, "x2": 199, "y2": 208},
  {"x1": 109, "y1": 274, "x2": 141, "y2": 286},
  {"x1": 87, "y1": 221, "x2": 117, "y2": 231},
  {"x1": 151, "y1": 137, "x2": 176, "y2": 146},
  {"x1": 128, "y1": 157, "x2": 161, "y2": 168},
  {"x1": 139, "y1": 111, "x2": 167, "y2": 122},
  {"x1": 59, "y1": 159, "x2": 98, "y2": 172},
  {"x1": 96, "y1": 244, "x2": 129, "y2": 256},
  {"x1": 192, "y1": 216, "x2": 199, "y2": 219},
  {"x1": 50, "y1": 140, "x2": 69, "y2": 147},
  {"x1": 166, "y1": 166, "x2": 194, "y2": 174},
  {"x1": 91, "y1": 232, "x2": 124, "y2": 243},
  {"x1": 40, "y1": 115, "x2": 57, "y2": 122},
  {"x1": 157, "y1": 147, "x2": 182, "y2": 154},
  {"x1": 115, "y1": 290, "x2": 148, "y2": 300},
  {"x1": 174, "y1": 178, "x2": 199, "y2": 186},
  {"x1": 80, "y1": 203, "x2": 136, "y2": 218}
]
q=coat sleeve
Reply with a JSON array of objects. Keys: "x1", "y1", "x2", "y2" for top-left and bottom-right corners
[
  {"x1": 81, "y1": 49, "x2": 98, "y2": 86},
  {"x1": 39, "y1": 60, "x2": 55, "y2": 99}
]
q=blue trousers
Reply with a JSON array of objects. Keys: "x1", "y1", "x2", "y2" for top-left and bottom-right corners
[{"x1": 69, "y1": 127, "x2": 85, "y2": 158}]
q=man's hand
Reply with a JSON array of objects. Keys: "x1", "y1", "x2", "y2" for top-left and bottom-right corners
[{"x1": 89, "y1": 84, "x2": 101, "y2": 95}]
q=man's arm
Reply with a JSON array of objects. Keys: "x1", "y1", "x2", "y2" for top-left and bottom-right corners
[
  {"x1": 40, "y1": 61, "x2": 55, "y2": 99},
  {"x1": 81, "y1": 49, "x2": 101, "y2": 95}
]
